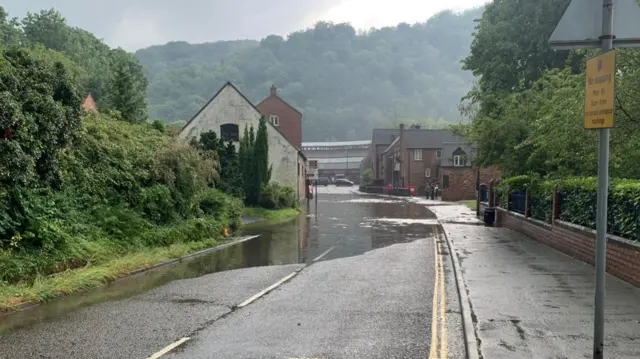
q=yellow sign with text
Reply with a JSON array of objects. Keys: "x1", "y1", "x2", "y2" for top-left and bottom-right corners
[{"x1": 584, "y1": 50, "x2": 616, "y2": 129}]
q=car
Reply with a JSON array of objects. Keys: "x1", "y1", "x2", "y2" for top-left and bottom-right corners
[
  {"x1": 334, "y1": 179, "x2": 354, "y2": 187},
  {"x1": 315, "y1": 177, "x2": 330, "y2": 186}
]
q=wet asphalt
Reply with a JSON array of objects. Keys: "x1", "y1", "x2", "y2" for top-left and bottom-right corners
[
  {"x1": 0, "y1": 186, "x2": 465, "y2": 359},
  {"x1": 440, "y1": 208, "x2": 640, "y2": 359}
]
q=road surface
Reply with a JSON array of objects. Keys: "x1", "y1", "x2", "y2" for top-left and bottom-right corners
[{"x1": 0, "y1": 186, "x2": 466, "y2": 359}]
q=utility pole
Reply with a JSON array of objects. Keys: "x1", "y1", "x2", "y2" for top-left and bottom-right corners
[
  {"x1": 593, "y1": 2, "x2": 613, "y2": 357},
  {"x1": 550, "y1": 1, "x2": 640, "y2": 357}
]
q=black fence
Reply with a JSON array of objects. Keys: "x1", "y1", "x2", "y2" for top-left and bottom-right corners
[{"x1": 508, "y1": 191, "x2": 526, "y2": 215}]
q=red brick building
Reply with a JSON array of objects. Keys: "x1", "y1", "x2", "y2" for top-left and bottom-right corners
[
  {"x1": 366, "y1": 124, "x2": 501, "y2": 200},
  {"x1": 256, "y1": 85, "x2": 302, "y2": 148}
]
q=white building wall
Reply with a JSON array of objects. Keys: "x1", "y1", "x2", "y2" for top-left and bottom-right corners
[{"x1": 179, "y1": 84, "x2": 298, "y2": 187}]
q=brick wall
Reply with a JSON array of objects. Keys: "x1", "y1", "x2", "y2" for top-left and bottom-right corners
[
  {"x1": 407, "y1": 149, "x2": 439, "y2": 187},
  {"x1": 496, "y1": 208, "x2": 640, "y2": 287},
  {"x1": 441, "y1": 166, "x2": 501, "y2": 201},
  {"x1": 256, "y1": 93, "x2": 302, "y2": 149}
]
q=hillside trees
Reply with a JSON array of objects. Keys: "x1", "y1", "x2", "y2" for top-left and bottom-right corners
[
  {"x1": 136, "y1": 8, "x2": 484, "y2": 140},
  {"x1": 4, "y1": 7, "x2": 148, "y2": 118}
]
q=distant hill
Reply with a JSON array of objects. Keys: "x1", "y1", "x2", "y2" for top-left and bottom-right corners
[{"x1": 136, "y1": 8, "x2": 484, "y2": 141}]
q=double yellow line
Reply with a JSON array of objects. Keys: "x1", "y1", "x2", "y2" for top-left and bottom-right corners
[{"x1": 429, "y1": 235, "x2": 448, "y2": 359}]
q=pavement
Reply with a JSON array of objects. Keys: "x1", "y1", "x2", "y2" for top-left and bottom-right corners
[
  {"x1": 0, "y1": 186, "x2": 466, "y2": 359},
  {"x1": 429, "y1": 203, "x2": 640, "y2": 359}
]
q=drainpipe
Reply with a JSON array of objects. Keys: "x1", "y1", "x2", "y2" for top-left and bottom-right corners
[{"x1": 399, "y1": 123, "x2": 405, "y2": 187}]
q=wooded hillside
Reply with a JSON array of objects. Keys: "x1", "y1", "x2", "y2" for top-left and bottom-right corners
[{"x1": 136, "y1": 8, "x2": 483, "y2": 141}]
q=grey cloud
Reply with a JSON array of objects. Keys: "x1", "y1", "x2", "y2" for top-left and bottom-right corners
[{"x1": 2, "y1": 0, "x2": 343, "y2": 50}]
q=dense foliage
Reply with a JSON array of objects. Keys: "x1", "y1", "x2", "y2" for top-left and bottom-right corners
[
  {"x1": 498, "y1": 175, "x2": 640, "y2": 241},
  {"x1": 1, "y1": 8, "x2": 148, "y2": 124},
  {"x1": 136, "y1": 9, "x2": 483, "y2": 141},
  {"x1": 461, "y1": 0, "x2": 640, "y2": 179},
  {"x1": 0, "y1": 7, "x2": 242, "y2": 285}
]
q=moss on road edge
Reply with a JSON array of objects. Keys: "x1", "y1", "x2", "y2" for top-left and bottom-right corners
[
  {"x1": 242, "y1": 207, "x2": 301, "y2": 224},
  {"x1": 0, "y1": 239, "x2": 223, "y2": 313}
]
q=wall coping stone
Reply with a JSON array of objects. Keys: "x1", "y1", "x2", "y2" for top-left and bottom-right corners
[{"x1": 495, "y1": 207, "x2": 640, "y2": 251}]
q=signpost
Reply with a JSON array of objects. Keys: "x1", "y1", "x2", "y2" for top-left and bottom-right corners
[
  {"x1": 585, "y1": 50, "x2": 616, "y2": 129},
  {"x1": 307, "y1": 160, "x2": 319, "y2": 212},
  {"x1": 549, "y1": 1, "x2": 640, "y2": 358},
  {"x1": 307, "y1": 160, "x2": 319, "y2": 180}
]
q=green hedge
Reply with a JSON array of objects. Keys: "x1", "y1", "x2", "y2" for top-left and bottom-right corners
[
  {"x1": 257, "y1": 183, "x2": 298, "y2": 210},
  {"x1": 500, "y1": 176, "x2": 640, "y2": 241}
]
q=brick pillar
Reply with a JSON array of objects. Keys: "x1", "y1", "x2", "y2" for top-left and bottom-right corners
[
  {"x1": 489, "y1": 179, "x2": 495, "y2": 207},
  {"x1": 552, "y1": 186, "x2": 560, "y2": 225}
]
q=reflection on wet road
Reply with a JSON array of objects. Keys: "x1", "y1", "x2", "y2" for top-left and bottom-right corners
[{"x1": 0, "y1": 188, "x2": 444, "y2": 359}]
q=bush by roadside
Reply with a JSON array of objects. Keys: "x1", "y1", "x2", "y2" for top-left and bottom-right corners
[{"x1": 497, "y1": 175, "x2": 640, "y2": 241}]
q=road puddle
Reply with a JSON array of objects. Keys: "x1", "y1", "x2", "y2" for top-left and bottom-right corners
[{"x1": 0, "y1": 192, "x2": 438, "y2": 334}]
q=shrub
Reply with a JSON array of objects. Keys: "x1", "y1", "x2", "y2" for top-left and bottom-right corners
[
  {"x1": 258, "y1": 183, "x2": 298, "y2": 210},
  {"x1": 500, "y1": 175, "x2": 640, "y2": 240}
]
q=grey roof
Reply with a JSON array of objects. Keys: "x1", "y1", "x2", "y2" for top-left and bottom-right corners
[
  {"x1": 403, "y1": 129, "x2": 459, "y2": 148},
  {"x1": 440, "y1": 142, "x2": 475, "y2": 167},
  {"x1": 372, "y1": 129, "x2": 400, "y2": 146},
  {"x1": 380, "y1": 129, "x2": 466, "y2": 153},
  {"x1": 302, "y1": 140, "x2": 371, "y2": 148}
]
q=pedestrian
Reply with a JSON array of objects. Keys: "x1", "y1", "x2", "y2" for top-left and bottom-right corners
[
  {"x1": 434, "y1": 184, "x2": 440, "y2": 200},
  {"x1": 425, "y1": 183, "x2": 431, "y2": 199}
]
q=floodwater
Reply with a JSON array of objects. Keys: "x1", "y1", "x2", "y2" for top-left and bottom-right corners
[{"x1": 0, "y1": 190, "x2": 438, "y2": 334}]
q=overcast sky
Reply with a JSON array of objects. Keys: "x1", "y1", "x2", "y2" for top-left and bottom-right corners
[{"x1": 3, "y1": 0, "x2": 489, "y2": 51}]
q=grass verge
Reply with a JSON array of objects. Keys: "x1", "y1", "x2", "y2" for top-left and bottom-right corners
[
  {"x1": 242, "y1": 207, "x2": 301, "y2": 223},
  {"x1": 0, "y1": 239, "x2": 219, "y2": 313},
  {"x1": 459, "y1": 200, "x2": 477, "y2": 211}
]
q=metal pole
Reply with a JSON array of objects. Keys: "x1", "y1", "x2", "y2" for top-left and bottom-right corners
[{"x1": 594, "y1": 1, "x2": 614, "y2": 358}]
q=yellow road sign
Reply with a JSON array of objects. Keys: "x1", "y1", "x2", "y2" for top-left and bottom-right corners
[{"x1": 584, "y1": 50, "x2": 616, "y2": 129}]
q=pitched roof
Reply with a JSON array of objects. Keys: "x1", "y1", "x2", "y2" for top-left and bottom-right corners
[
  {"x1": 380, "y1": 129, "x2": 470, "y2": 154},
  {"x1": 81, "y1": 94, "x2": 97, "y2": 111},
  {"x1": 372, "y1": 128, "x2": 400, "y2": 146},
  {"x1": 181, "y1": 82, "x2": 306, "y2": 160},
  {"x1": 256, "y1": 89, "x2": 303, "y2": 116}
]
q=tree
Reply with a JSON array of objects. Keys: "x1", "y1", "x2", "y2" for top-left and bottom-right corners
[
  {"x1": 21, "y1": 9, "x2": 69, "y2": 52},
  {"x1": 218, "y1": 141, "x2": 244, "y2": 198},
  {"x1": 0, "y1": 47, "x2": 82, "y2": 187},
  {"x1": 254, "y1": 116, "x2": 272, "y2": 187},
  {"x1": 136, "y1": 8, "x2": 484, "y2": 140},
  {"x1": 106, "y1": 49, "x2": 148, "y2": 123},
  {"x1": 361, "y1": 168, "x2": 373, "y2": 185}
]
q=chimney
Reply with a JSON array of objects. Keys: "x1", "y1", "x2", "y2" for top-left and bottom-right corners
[{"x1": 270, "y1": 85, "x2": 277, "y2": 96}]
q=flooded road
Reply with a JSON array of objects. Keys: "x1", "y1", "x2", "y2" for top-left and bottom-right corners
[{"x1": 0, "y1": 188, "x2": 448, "y2": 359}]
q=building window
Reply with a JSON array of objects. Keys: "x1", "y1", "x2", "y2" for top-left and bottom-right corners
[
  {"x1": 425, "y1": 168, "x2": 431, "y2": 177},
  {"x1": 220, "y1": 123, "x2": 239, "y2": 141},
  {"x1": 269, "y1": 115, "x2": 280, "y2": 126},
  {"x1": 443, "y1": 175, "x2": 449, "y2": 188},
  {"x1": 414, "y1": 149, "x2": 422, "y2": 161},
  {"x1": 453, "y1": 155, "x2": 463, "y2": 167},
  {"x1": 436, "y1": 149, "x2": 442, "y2": 158}
]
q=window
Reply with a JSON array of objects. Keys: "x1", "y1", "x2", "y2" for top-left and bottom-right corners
[
  {"x1": 425, "y1": 168, "x2": 431, "y2": 177},
  {"x1": 443, "y1": 175, "x2": 449, "y2": 188},
  {"x1": 436, "y1": 149, "x2": 442, "y2": 158},
  {"x1": 414, "y1": 149, "x2": 422, "y2": 161},
  {"x1": 269, "y1": 115, "x2": 280, "y2": 126},
  {"x1": 220, "y1": 123, "x2": 239, "y2": 141},
  {"x1": 454, "y1": 155, "x2": 463, "y2": 167}
]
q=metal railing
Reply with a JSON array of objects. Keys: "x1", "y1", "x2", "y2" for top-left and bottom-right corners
[{"x1": 508, "y1": 191, "x2": 526, "y2": 215}]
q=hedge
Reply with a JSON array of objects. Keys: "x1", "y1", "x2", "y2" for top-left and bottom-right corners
[{"x1": 498, "y1": 176, "x2": 640, "y2": 241}]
